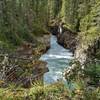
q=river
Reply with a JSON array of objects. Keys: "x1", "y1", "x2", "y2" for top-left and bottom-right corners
[{"x1": 40, "y1": 35, "x2": 73, "y2": 84}]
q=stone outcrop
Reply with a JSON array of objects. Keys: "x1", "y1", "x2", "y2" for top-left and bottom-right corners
[
  {"x1": 50, "y1": 25, "x2": 59, "y2": 35},
  {"x1": 65, "y1": 37, "x2": 100, "y2": 86},
  {"x1": 0, "y1": 33, "x2": 51, "y2": 88},
  {"x1": 36, "y1": 34, "x2": 51, "y2": 53},
  {"x1": 75, "y1": 37, "x2": 100, "y2": 65},
  {"x1": 57, "y1": 28, "x2": 77, "y2": 53},
  {"x1": 49, "y1": 21, "x2": 78, "y2": 53}
]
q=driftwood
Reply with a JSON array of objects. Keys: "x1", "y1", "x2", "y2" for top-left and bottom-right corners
[{"x1": 0, "y1": 54, "x2": 48, "y2": 88}]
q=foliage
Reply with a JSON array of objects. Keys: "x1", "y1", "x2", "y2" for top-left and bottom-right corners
[
  {"x1": 79, "y1": 1, "x2": 100, "y2": 46},
  {"x1": 0, "y1": 80, "x2": 99, "y2": 100},
  {"x1": 0, "y1": 0, "x2": 49, "y2": 49},
  {"x1": 84, "y1": 61, "x2": 100, "y2": 85}
]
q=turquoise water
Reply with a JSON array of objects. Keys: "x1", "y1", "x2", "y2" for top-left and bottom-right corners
[{"x1": 40, "y1": 35, "x2": 73, "y2": 84}]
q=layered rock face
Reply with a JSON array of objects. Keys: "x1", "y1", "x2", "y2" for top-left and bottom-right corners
[{"x1": 57, "y1": 28, "x2": 77, "y2": 53}]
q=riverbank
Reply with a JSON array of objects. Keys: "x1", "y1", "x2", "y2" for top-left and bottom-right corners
[
  {"x1": 40, "y1": 35, "x2": 73, "y2": 84},
  {"x1": 51, "y1": 23, "x2": 100, "y2": 89},
  {"x1": 0, "y1": 33, "x2": 51, "y2": 88},
  {"x1": 48, "y1": 1, "x2": 100, "y2": 90}
]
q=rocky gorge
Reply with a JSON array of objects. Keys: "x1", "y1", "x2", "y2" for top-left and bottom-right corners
[
  {"x1": 0, "y1": 0, "x2": 100, "y2": 99},
  {"x1": 47, "y1": 19, "x2": 98, "y2": 87}
]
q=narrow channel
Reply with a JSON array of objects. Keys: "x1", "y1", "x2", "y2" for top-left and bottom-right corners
[{"x1": 40, "y1": 35, "x2": 73, "y2": 84}]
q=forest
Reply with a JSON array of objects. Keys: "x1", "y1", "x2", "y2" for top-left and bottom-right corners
[{"x1": 0, "y1": 0, "x2": 100, "y2": 100}]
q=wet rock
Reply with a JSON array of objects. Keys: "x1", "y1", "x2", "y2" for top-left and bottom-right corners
[
  {"x1": 50, "y1": 25, "x2": 59, "y2": 35},
  {"x1": 57, "y1": 28, "x2": 77, "y2": 53},
  {"x1": 49, "y1": 20, "x2": 59, "y2": 35}
]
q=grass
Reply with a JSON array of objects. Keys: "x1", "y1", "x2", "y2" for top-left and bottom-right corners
[
  {"x1": 0, "y1": 80, "x2": 99, "y2": 100},
  {"x1": 0, "y1": 82, "x2": 68, "y2": 100}
]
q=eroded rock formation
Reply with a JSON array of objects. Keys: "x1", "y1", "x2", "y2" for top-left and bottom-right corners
[{"x1": 57, "y1": 28, "x2": 77, "y2": 53}]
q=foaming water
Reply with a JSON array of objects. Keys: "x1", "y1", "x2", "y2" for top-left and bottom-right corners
[{"x1": 40, "y1": 35, "x2": 73, "y2": 84}]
